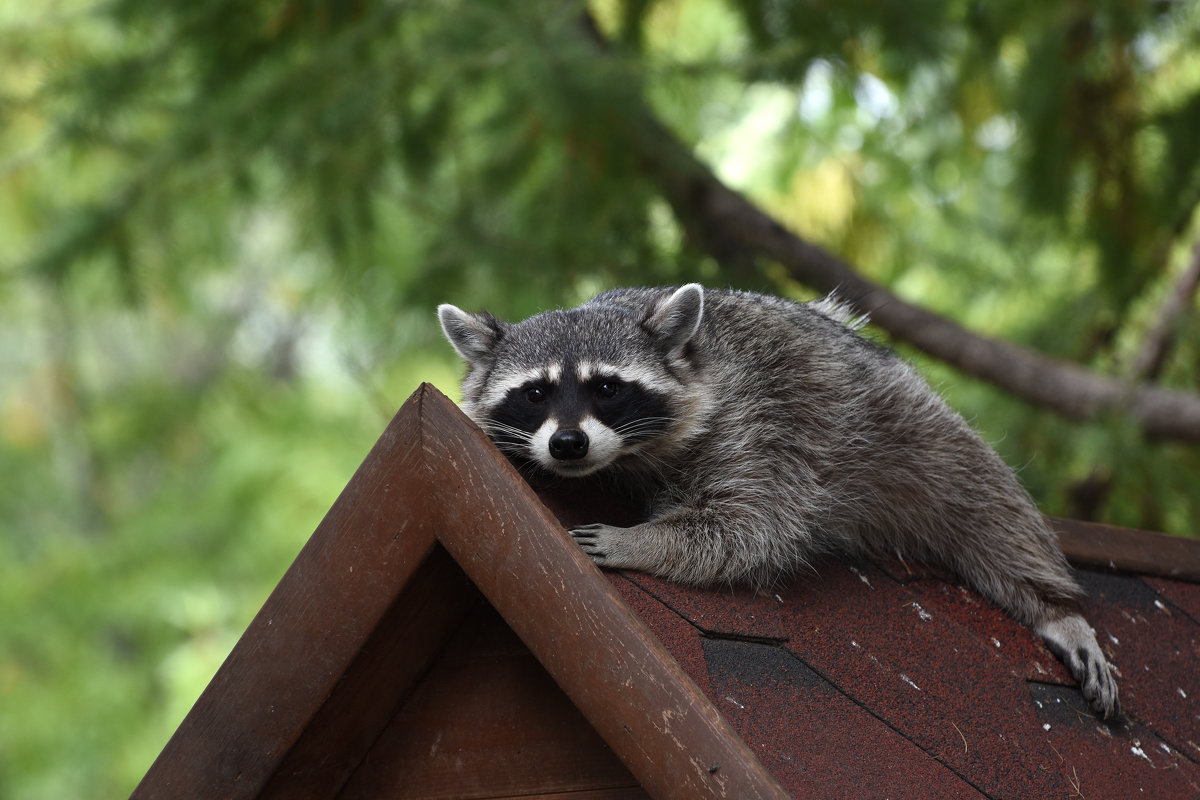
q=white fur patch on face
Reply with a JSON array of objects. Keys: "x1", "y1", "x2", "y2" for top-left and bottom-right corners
[
  {"x1": 529, "y1": 417, "x2": 559, "y2": 471},
  {"x1": 530, "y1": 414, "x2": 626, "y2": 477},
  {"x1": 578, "y1": 415, "x2": 623, "y2": 470},
  {"x1": 477, "y1": 363, "x2": 562, "y2": 413},
  {"x1": 574, "y1": 360, "x2": 676, "y2": 395}
]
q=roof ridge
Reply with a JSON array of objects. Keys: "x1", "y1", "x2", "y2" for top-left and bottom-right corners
[
  {"x1": 418, "y1": 384, "x2": 790, "y2": 799},
  {"x1": 133, "y1": 383, "x2": 789, "y2": 800}
]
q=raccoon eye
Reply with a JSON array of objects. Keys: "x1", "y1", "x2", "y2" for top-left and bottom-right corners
[
  {"x1": 524, "y1": 385, "x2": 547, "y2": 404},
  {"x1": 596, "y1": 380, "x2": 622, "y2": 399}
]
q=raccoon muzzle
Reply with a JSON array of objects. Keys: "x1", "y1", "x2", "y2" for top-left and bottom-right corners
[{"x1": 549, "y1": 428, "x2": 589, "y2": 460}]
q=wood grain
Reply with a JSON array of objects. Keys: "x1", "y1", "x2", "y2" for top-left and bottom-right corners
[
  {"x1": 1051, "y1": 516, "x2": 1200, "y2": 581},
  {"x1": 131, "y1": 384, "x2": 787, "y2": 800},
  {"x1": 337, "y1": 603, "x2": 646, "y2": 800},
  {"x1": 418, "y1": 385, "x2": 790, "y2": 800},
  {"x1": 132, "y1": 395, "x2": 442, "y2": 799}
]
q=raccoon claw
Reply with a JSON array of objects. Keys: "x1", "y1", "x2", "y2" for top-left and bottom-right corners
[
  {"x1": 1069, "y1": 647, "x2": 1120, "y2": 719},
  {"x1": 570, "y1": 523, "x2": 618, "y2": 567},
  {"x1": 1037, "y1": 615, "x2": 1120, "y2": 719}
]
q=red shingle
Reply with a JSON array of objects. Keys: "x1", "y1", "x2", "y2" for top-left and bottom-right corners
[{"x1": 609, "y1": 559, "x2": 1200, "y2": 799}]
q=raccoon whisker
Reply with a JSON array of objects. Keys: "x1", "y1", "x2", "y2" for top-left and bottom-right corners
[
  {"x1": 615, "y1": 416, "x2": 678, "y2": 429},
  {"x1": 616, "y1": 415, "x2": 680, "y2": 425},
  {"x1": 614, "y1": 448, "x2": 671, "y2": 485},
  {"x1": 478, "y1": 418, "x2": 530, "y2": 433},
  {"x1": 478, "y1": 420, "x2": 535, "y2": 443},
  {"x1": 510, "y1": 460, "x2": 546, "y2": 481},
  {"x1": 615, "y1": 415, "x2": 679, "y2": 426},
  {"x1": 490, "y1": 433, "x2": 532, "y2": 448},
  {"x1": 612, "y1": 417, "x2": 679, "y2": 440}
]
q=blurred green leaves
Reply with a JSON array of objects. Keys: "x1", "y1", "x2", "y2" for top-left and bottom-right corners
[{"x1": 2, "y1": 0, "x2": 1199, "y2": 797}]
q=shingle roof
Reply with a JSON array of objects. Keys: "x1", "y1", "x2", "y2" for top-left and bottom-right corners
[
  {"x1": 132, "y1": 384, "x2": 1200, "y2": 800},
  {"x1": 606, "y1": 563, "x2": 1200, "y2": 798}
]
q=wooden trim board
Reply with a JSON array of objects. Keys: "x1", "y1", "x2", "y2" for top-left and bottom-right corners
[{"x1": 132, "y1": 384, "x2": 788, "y2": 800}]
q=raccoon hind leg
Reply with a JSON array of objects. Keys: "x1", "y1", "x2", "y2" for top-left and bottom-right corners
[
  {"x1": 917, "y1": 515, "x2": 1121, "y2": 719},
  {"x1": 1035, "y1": 611, "x2": 1119, "y2": 718},
  {"x1": 962, "y1": 562, "x2": 1120, "y2": 718}
]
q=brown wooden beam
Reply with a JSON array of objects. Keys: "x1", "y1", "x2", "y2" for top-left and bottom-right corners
[
  {"x1": 257, "y1": 546, "x2": 481, "y2": 799},
  {"x1": 1051, "y1": 517, "x2": 1200, "y2": 582},
  {"x1": 132, "y1": 384, "x2": 787, "y2": 800},
  {"x1": 131, "y1": 396, "x2": 454, "y2": 799},
  {"x1": 417, "y1": 384, "x2": 791, "y2": 800}
]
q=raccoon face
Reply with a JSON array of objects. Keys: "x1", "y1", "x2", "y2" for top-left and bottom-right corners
[
  {"x1": 438, "y1": 284, "x2": 706, "y2": 478},
  {"x1": 474, "y1": 360, "x2": 677, "y2": 476}
]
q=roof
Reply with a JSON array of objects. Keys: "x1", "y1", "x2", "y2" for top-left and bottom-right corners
[
  {"x1": 606, "y1": 561, "x2": 1200, "y2": 798},
  {"x1": 132, "y1": 383, "x2": 1200, "y2": 799}
]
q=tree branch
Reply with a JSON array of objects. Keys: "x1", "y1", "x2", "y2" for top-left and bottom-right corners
[
  {"x1": 1129, "y1": 242, "x2": 1200, "y2": 383},
  {"x1": 625, "y1": 114, "x2": 1200, "y2": 441}
]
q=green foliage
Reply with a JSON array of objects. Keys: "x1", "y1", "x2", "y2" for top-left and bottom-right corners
[{"x1": 1, "y1": 0, "x2": 1198, "y2": 797}]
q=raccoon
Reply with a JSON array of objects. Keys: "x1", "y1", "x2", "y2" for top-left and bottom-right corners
[{"x1": 438, "y1": 284, "x2": 1119, "y2": 717}]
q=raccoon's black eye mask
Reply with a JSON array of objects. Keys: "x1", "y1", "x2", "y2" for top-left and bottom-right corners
[{"x1": 596, "y1": 380, "x2": 622, "y2": 399}]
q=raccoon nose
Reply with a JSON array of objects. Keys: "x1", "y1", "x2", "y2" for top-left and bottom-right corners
[{"x1": 548, "y1": 429, "x2": 589, "y2": 461}]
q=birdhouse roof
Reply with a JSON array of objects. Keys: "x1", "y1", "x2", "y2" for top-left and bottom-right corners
[{"x1": 133, "y1": 384, "x2": 1200, "y2": 800}]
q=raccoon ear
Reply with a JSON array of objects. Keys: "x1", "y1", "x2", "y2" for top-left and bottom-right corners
[
  {"x1": 645, "y1": 283, "x2": 704, "y2": 355},
  {"x1": 437, "y1": 304, "x2": 506, "y2": 367}
]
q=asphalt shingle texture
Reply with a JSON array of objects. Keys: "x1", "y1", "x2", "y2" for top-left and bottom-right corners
[{"x1": 609, "y1": 558, "x2": 1200, "y2": 799}]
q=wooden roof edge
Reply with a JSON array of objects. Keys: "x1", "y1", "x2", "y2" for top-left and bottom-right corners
[
  {"x1": 132, "y1": 390, "x2": 450, "y2": 800},
  {"x1": 1051, "y1": 516, "x2": 1200, "y2": 583},
  {"x1": 416, "y1": 383, "x2": 790, "y2": 800},
  {"x1": 132, "y1": 383, "x2": 787, "y2": 800}
]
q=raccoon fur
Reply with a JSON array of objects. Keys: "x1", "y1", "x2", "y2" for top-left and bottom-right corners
[{"x1": 438, "y1": 284, "x2": 1119, "y2": 717}]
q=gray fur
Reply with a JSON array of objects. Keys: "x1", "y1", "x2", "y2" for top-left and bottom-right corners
[{"x1": 438, "y1": 284, "x2": 1119, "y2": 717}]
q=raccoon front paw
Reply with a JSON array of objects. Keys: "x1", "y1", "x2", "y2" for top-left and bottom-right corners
[
  {"x1": 570, "y1": 523, "x2": 628, "y2": 569},
  {"x1": 1037, "y1": 614, "x2": 1120, "y2": 719}
]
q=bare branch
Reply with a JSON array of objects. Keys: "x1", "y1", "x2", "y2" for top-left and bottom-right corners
[
  {"x1": 1129, "y1": 242, "x2": 1200, "y2": 383},
  {"x1": 624, "y1": 114, "x2": 1200, "y2": 442}
]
